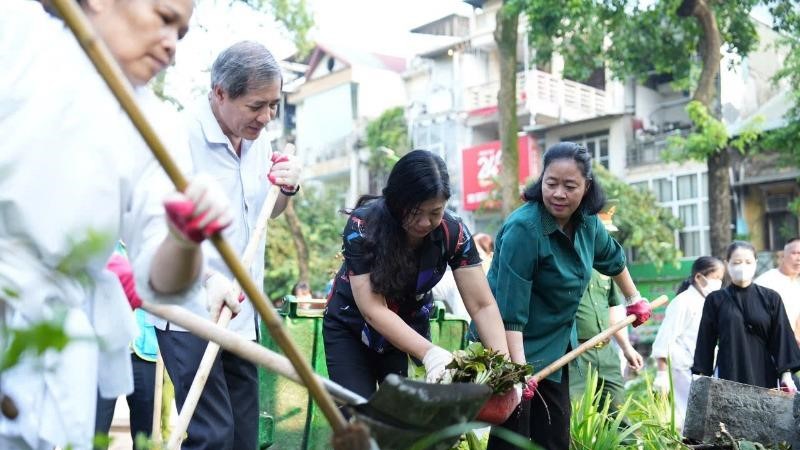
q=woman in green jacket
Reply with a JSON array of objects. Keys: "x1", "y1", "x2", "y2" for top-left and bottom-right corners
[{"x1": 487, "y1": 142, "x2": 651, "y2": 450}]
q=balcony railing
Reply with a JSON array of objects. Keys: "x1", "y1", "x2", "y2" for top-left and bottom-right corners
[
  {"x1": 463, "y1": 72, "x2": 526, "y2": 113},
  {"x1": 527, "y1": 70, "x2": 607, "y2": 121},
  {"x1": 462, "y1": 69, "x2": 608, "y2": 122},
  {"x1": 627, "y1": 129, "x2": 691, "y2": 167}
]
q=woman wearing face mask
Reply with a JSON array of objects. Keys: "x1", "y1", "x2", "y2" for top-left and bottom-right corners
[
  {"x1": 650, "y1": 256, "x2": 724, "y2": 425},
  {"x1": 692, "y1": 241, "x2": 800, "y2": 391}
]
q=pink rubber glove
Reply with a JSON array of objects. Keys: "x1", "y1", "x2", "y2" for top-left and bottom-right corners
[
  {"x1": 164, "y1": 174, "x2": 233, "y2": 245},
  {"x1": 267, "y1": 151, "x2": 301, "y2": 193},
  {"x1": 626, "y1": 299, "x2": 652, "y2": 327},
  {"x1": 106, "y1": 254, "x2": 142, "y2": 310}
]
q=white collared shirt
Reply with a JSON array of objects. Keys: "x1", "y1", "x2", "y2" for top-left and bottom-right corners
[
  {"x1": 756, "y1": 268, "x2": 800, "y2": 331},
  {"x1": 148, "y1": 97, "x2": 274, "y2": 340},
  {"x1": 0, "y1": 2, "x2": 199, "y2": 448}
]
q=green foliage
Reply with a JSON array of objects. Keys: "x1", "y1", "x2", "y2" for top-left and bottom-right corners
[
  {"x1": 264, "y1": 183, "x2": 346, "y2": 300},
  {"x1": 409, "y1": 421, "x2": 540, "y2": 450},
  {"x1": 664, "y1": 101, "x2": 728, "y2": 162},
  {"x1": 55, "y1": 229, "x2": 113, "y2": 285},
  {"x1": 624, "y1": 370, "x2": 686, "y2": 449},
  {"x1": 517, "y1": 0, "x2": 771, "y2": 92},
  {"x1": 593, "y1": 165, "x2": 682, "y2": 269},
  {"x1": 444, "y1": 342, "x2": 532, "y2": 394},
  {"x1": 0, "y1": 312, "x2": 71, "y2": 372},
  {"x1": 570, "y1": 366, "x2": 641, "y2": 450},
  {"x1": 365, "y1": 107, "x2": 409, "y2": 176},
  {"x1": 149, "y1": 71, "x2": 183, "y2": 110},
  {"x1": 242, "y1": 0, "x2": 314, "y2": 58}
]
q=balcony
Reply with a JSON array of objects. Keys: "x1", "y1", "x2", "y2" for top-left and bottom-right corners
[
  {"x1": 462, "y1": 69, "x2": 608, "y2": 123},
  {"x1": 627, "y1": 129, "x2": 690, "y2": 167},
  {"x1": 526, "y1": 70, "x2": 607, "y2": 122},
  {"x1": 463, "y1": 72, "x2": 527, "y2": 115}
]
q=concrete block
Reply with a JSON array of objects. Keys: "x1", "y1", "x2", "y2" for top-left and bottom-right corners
[{"x1": 684, "y1": 376, "x2": 798, "y2": 447}]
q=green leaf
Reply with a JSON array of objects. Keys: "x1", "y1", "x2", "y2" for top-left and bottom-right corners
[{"x1": 0, "y1": 314, "x2": 72, "y2": 372}]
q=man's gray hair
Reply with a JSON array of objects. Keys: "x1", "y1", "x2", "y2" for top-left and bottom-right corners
[{"x1": 210, "y1": 41, "x2": 282, "y2": 99}]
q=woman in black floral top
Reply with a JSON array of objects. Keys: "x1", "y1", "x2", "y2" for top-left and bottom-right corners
[{"x1": 323, "y1": 150, "x2": 510, "y2": 400}]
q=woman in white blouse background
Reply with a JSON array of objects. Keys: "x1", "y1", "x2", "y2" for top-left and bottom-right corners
[{"x1": 650, "y1": 256, "x2": 724, "y2": 427}]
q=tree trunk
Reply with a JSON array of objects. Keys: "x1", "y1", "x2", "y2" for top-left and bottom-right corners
[
  {"x1": 707, "y1": 149, "x2": 732, "y2": 258},
  {"x1": 283, "y1": 201, "x2": 310, "y2": 283},
  {"x1": 678, "y1": 0, "x2": 730, "y2": 256},
  {"x1": 494, "y1": 3, "x2": 520, "y2": 217}
]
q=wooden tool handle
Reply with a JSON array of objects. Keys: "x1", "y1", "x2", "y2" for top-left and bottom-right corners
[{"x1": 532, "y1": 295, "x2": 669, "y2": 382}]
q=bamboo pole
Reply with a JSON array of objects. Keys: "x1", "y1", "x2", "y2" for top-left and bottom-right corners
[
  {"x1": 151, "y1": 353, "x2": 165, "y2": 443},
  {"x1": 531, "y1": 295, "x2": 669, "y2": 382},
  {"x1": 167, "y1": 146, "x2": 291, "y2": 450},
  {"x1": 48, "y1": 0, "x2": 346, "y2": 434}
]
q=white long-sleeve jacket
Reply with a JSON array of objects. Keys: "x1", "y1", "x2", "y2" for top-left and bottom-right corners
[{"x1": 0, "y1": 2, "x2": 199, "y2": 448}]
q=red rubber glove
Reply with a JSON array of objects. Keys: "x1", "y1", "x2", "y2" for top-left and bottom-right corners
[
  {"x1": 522, "y1": 377, "x2": 538, "y2": 401},
  {"x1": 106, "y1": 254, "x2": 142, "y2": 310},
  {"x1": 164, "y1": 174, "x2": 232, "y2": 245},
  {"x1": 626, "y1": 299, "x2": 652, "y2": 327}
]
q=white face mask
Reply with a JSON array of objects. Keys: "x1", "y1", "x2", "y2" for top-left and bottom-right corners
[
  {"x1": 728, "y1": 262, "x2": 757, "y2": 285},
  {"x1": 698, "y1": 275, "x2": 722, "y2": 297}
]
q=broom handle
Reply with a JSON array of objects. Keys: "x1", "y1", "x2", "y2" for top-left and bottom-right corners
[
  {"x1": 151, "y1": 353, "x2": 165, "y2": 443},
  {"x1": 532, "y1": 295, "x2": 669, "y2": 383},
  {"x1": 48, "y1": 0, "x2": 346, "y2": 433},
  {"x1": 142, "y1": 301, "x2": 368, "y2": 407},
  {"x1": 167, "y1": 147, "x2": 289, "y2": 450}
]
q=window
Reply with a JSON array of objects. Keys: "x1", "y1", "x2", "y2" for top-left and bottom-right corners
[
  {"x1": 677, "y1": 174, "x2": 697, "y2": 200},
  {"x1": 765, "y1": 192, "x2": 800, "y2": 251},
  {"x1": 629, "y1": 170, "x2": 710, "y2": 259},
  {"x1": 562, "y1": 131, "x2": 610, "y2": 169},
  {"x1": 653, "y1": 178, "x2": 673, "y2": 202}
]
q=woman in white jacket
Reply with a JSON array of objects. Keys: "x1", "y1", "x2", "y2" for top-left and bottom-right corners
[
  {"x1": 0, "y1": 1, "x2": 236, "y2": 449},
  {"x1": 650, "y1": 256, "x2": 724, "y2": 426}
]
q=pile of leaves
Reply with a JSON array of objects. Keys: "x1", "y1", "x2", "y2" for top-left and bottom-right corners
[{"x1": 442, "y1": 342, "x2": 532, "y2": 394}]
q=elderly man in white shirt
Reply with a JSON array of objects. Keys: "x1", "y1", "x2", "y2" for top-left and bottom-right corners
[
  {"x1": 0, "y1": 1, "x2": 236, "y2": 449},
  {"x1": 152, "y1": 41, "x2": 303, "y2": 450},
  {"x1": 756, "y1": 238, "x2": 800, "y2": 345}
]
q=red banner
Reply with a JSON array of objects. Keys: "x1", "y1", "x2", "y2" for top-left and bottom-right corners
[{"x1": 461, "y1": 136, "x2": 534, "y2": 211}]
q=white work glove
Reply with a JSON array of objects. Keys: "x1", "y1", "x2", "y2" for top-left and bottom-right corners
[
  {"x1": 164, "y1": 173, "x2": 233, "y2": 246},
  {"x1": 422, "y1": 346, "x2": 453, "y2": 383},
  {"x1": 204, "y1": 272, "x2": 242, "y2": 322},
  {"x1": 623, "y1": 346, "x2": 644, "y2": 371},
  {"x1": 268, "y1": 150, "x2": 302, "y2": 193},
  {"x1": 652, "y1": 370, "x2": 670, "y2": 394},
  {"x1": 780, "y1": 372, "x2": 797, "y2": 393}
]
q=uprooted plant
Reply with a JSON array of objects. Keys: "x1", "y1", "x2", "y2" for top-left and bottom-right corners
[{"x1": 442, "y1": 342, "x2": 532, "y2": 394}]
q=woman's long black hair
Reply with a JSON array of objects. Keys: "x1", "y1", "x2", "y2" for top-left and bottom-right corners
[
  {"x1": 522, "y1": 141, "x2": 606, "y2": 215},
  {"x1": 347, "y1": 150, "x2": 451, "y2": 301},
  {"x1": 676, "y1": 256, "x2": 724, "y2": 294}
]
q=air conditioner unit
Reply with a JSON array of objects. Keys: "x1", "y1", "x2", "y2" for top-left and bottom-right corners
[{"x1": 766, "y1": 194, "x2": 791, "y2": 213}]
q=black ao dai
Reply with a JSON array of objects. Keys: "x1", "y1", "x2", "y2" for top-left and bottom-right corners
[{"x1": 691, "y1": 284, "x2": 800, "y2": 389}]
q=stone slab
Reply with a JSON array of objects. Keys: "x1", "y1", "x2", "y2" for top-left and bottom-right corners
[{"x1": 684, "y1": 376, "x2": 798, "y2": 447}]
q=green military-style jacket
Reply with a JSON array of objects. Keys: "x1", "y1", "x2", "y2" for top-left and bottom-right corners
[
  {"x1": 575, "y1": 270, "x2": 622, "y2": 341},
  {"x1": 488, "y1": 202, "x2": 626, "y2": 382}
]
